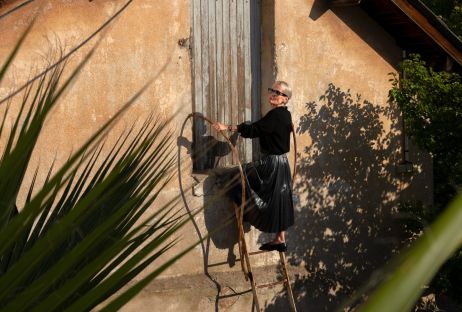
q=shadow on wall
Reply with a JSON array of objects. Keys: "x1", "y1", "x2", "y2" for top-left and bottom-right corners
[
  {"x1": 178, "y1": 115, "x2": 242, "y2": 264},
  {"x1": 309, "y1": 0, "x2": 401, "y2": 68},
  {"x1": 178, "y1": 115, "x2": 250, "y2": 311},
  {"x1": 264, "y1": 83, "x2": 413, "y2": 311}
]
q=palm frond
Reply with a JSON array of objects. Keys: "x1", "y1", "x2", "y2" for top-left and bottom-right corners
[
  {"x1": 357, "y1": 192, "x2": 462, "y2": 311},
  {"x1": 0, "y1": 26, "x2": 197, "y2": 311}
]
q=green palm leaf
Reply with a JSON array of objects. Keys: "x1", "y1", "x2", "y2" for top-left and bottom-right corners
[
  {"x1": 0, "y1": 23, "x2": 197, "y2": 311},
  {"x1": 356, "y1": 192, "x2": 462, "y2": 311}
]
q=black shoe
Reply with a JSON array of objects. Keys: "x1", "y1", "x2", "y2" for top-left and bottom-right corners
[
  {"x1": 259, "y1": 242, "x2": 272, "y2": 251},
  {"x1": 275, "y1": 243, "x2": 287, "y2": 252},
  {"x1": 259, "y1": 242, "x2": 287, "y2": 252}
]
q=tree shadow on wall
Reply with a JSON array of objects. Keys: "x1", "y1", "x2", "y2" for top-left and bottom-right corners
[{"x1": 265, "y1": 83, "x2": 408, "y2": 311}]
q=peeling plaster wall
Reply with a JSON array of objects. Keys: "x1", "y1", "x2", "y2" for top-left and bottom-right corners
[
  {"x1": 0, "y1": 0, "x2": 433, "y2": 311},
  {"x1": 0, "y1": 0, "x2": 193, "y2": 209},
  {"x1": 259, "y1": 1, "x2": 433, "y2": 310}
]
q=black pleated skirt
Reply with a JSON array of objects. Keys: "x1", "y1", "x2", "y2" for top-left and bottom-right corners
[{"x1": 220, "y1": 154, "x2": 294, "y2": 233}]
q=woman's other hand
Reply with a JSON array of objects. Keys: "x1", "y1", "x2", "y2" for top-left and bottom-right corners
[{"x1": 213, "y1": 122, "x2": 228, "y2": 131}]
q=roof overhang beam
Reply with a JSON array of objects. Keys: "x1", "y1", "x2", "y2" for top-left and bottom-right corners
[
  {"x1": 390, "y1": 0, "x2": 462, "y2": 65},
  {"x1": 329, "y1": 0, "x2": 362, "y2": 7}
]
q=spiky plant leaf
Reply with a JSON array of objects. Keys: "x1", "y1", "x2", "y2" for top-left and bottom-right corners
[
  {"x1": 357, "y1": 192, "x2": 462, "y2": 312},
  {"x1": 0, "y1": 25, "x2": 198, "y2": 312}
]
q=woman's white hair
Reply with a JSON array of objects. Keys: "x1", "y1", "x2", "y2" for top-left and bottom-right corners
[{"x1": 276, "y1": 81, "x2": 292, "y2": 99}]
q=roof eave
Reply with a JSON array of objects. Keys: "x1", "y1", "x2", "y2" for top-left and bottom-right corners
[{"x1": 391, "y1": 0, "x2": 462, "y2": 65}]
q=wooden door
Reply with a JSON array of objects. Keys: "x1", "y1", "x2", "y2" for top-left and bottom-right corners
[{"x1": 192, "y1": 0, "x2": 261, "y2": 170}]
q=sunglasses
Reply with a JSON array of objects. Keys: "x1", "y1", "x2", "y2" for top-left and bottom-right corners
[{"x1": 268, "y1": 88, "x2": 288, "y2": 97}]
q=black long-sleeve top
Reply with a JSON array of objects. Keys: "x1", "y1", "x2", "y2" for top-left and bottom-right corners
[{"x1": 237, "y1": 106, "x2": 292, "y2": 155}]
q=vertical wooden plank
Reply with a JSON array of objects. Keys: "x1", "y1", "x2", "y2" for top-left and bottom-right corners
[
  {"x1": 250, "y1": 0, "x2": 261, "y2": 160},
  {"x1": 208, "y1": 0, "x2": 216, "y2": 123},
  {"x1": 223, "y1": 0, "x2": 234, "y2": 165},
  {"x1": 216, "y1": 1, "x2": 224, "y2": 125},
  {"x1": 192, "y1": 0, "x2": 205, "y2": 171},
  {"x1": 223, "y1": 0, "x2": 230, "y2": 129},
  {"x1": 244, "y1": 0, "x2": 251, "y2": 115},
  {"x1": 230, "y1": 0, "x2": 237, "y2": 166},
  {"x1": 192, "y1": 0, "x2": 261, "y2": 167},
  {"x1": 192, "y1": 0, "x2": 202, "y2": 114},
  {"x1": 236, "y1": 0, "x2": 245, "y2": 161},
  {"x1": 201, "y1": 0, "x2": 209, "y2": 121},
  {"x1": 215, "y1": 0, "x2": 228, "y2": 168},
  {"x1": 230, "y1": 0, "x2": 238, "y2": 132},
  {"x1": 238, "y1": 0, "x2": 245, "y2": 163},
  {"x1": 243, "y1": 0, "x2": 252, "y2": 162},
  {"x1": 200, "y1": 0, "x2": 212, "y2": 168},
  {"x1": 250, "y1": 0, "x2": 261, "y2": 121}
]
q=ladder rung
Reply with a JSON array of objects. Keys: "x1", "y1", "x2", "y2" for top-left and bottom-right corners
[
  {"x1": 217, "y1": 288, "x2": 253, "y2": 299},
  {"x1": 248, "y1": 249, "x2": 284, "y2": 256},
  {"x1": 234, "y1": 225, "x2": 297, "y2": 311},
  {"x1": 236, "y1": 250, "x2": 272, "y2": 262},
  {"x1": 248, "y1": 250, "x2": 268, "y2": 256},
  {"x1": 256, "y1": 279, "x2": 287, "y2": 289},
  {"x1": 207, "y1": 260, "x2": 230, "y2": 267}
]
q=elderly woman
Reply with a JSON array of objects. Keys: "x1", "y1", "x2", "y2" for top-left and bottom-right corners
[{"x1": 213, "y1": 81, "x2": 294, "y2": 252}]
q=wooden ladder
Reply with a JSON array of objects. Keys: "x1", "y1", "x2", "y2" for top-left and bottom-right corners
[{"x1": 234, "y1": 206, "x2": 297, "y2": 312}]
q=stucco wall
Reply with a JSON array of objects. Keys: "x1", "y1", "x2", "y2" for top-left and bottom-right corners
[
  {"x1": 0, "y1": 0, "x2": 433, "y2": 311},
  {"x1": 261, "y1": 1, "x2": 432, "y2": 310},
  {"x1": 0, "y1": 0, "x2": 193, "y2": 210}
]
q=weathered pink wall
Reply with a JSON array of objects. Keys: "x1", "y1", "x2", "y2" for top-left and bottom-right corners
[
  {"x1": 0, "y1": 0, "x2": 433, "y2": 311},
  {"x1": 260, "y1": 1, "x2": 432, "y2": 310}
]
